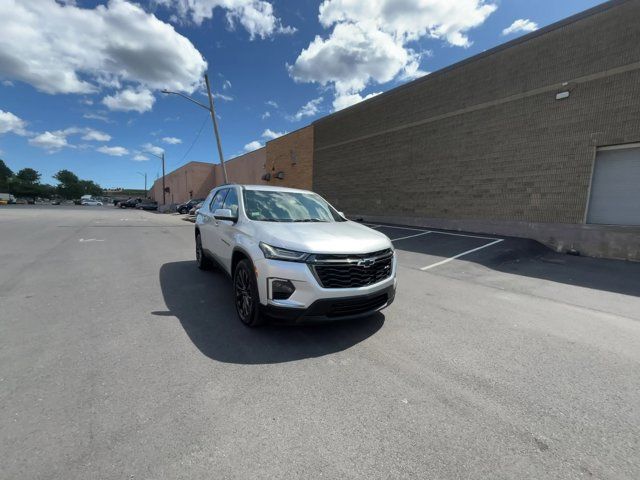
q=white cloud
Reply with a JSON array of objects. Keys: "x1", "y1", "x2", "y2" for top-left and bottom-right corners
[
  {"x1": 162, "y1": 136, "x2": 182, "y2": 144},
  {"x1": 261, "y1": 111, "x2": 271, "y2": 119},
  {"x1": 29, "y1": 131, "x2": 70, "y2": 152},
  {"x1": 158, "y1": 0, "x2": 296, "y2": 39},
  {"x1": 0, "y1": 0, "x2": 206, "y2": 96},
  {"x1": 222, "y1": 79, "x2": 232, "y2": 90},
  {"x1": 2, "y1": 80, "x2": 14, "y2": 87},
  {"x1": 82, "y1": 129, "x2": 111, "y2": 142},
  {"x1": 261, "y1": 128, "x2": 286, "y2": 140},
  {"x1": 97, "y1": 145, "x2": 129, "y2": 156},
  {"x1": 142, "y1": 143, "x2": 165, "y2": 156},
  {"x1": 502, "y1": 18, "x2": 538, "y2": 36},
  {"x1": 83, "y1": 112, "x2": 112, "y2": 123},
  {"x1": 103, "y1": 88, "x2": 156, "y2": 113},
  {"x1": 289, "y1": 97, "x2": 323, "y2": 121},
  {"x1": 132, "y1": 153, "x2": 149, "y2": 161},
  {"x1": 289, "y1": 0, "x2": 496, "y2": 109},
  {"x1": 0, "y1": 110, "x2": 29, "y2": 136},
  {"x1": 265, "y1": 100, "x2": 279, "y2": 108},
  {"x1": 333, "y1": 91, "x2": 382, "y2": 111},
  {"x1": 213, "y1": 92, "x2": 234, "y2": 101},
  {"x1": 244, "y1": 140, "x2": 263, "y2": 151}
]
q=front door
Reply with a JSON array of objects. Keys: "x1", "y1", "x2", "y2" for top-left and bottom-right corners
[{"x1": 201, "y1": 188, "x2": 228, "y2": 257}]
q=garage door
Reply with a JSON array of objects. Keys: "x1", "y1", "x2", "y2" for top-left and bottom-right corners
[{"x1": 587, "y1": 145, "x2": 640, "y2": 226}]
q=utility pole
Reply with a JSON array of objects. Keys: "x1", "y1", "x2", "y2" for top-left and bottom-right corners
[
  {"x1": 162, "y1": 152, "x2": 166, "y2": 205},
  {"x1": 204, "y1": 74, "x2": 228, "y2": 183},
  {"x1": 161, "y1": 73, "x2": 229, "y2": 184}
]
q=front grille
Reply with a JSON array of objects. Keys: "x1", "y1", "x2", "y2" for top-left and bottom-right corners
[
  {"x1": 326, "y1": 293, "x2": 388, "y2": 318},
  {"x1": 310, "y1": 249, "x2": 393, "y2": 288}
]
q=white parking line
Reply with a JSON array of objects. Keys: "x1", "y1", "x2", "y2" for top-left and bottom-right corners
[
  {"x1": 363, "y1": 223, "x2": 499, "y2": 241},
  {"x1": 420, "y1": 239, "x2": 504, "y2": 271},
  {"x1": 390, "y1": 231, "x2": 432, "y2": 242}
]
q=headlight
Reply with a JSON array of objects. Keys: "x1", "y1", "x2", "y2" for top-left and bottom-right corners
[{"x1": 259, "y1": 242, "x2": 309, "y2": 262}]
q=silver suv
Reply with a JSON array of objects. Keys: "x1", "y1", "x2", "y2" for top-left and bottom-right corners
[{"x1": 195, "y1": 184, "x2": 397, "y2": 326}]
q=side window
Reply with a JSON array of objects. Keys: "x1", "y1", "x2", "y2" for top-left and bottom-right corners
[
  {"x1": 222, "y1": 188, "x2": 239, "y2": 218},
  {"x1": 209, "y1": 189, "x2": 228, "y2": 212}
]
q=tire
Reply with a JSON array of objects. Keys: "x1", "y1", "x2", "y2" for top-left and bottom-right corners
[
  {"x1": 233, "y1": 259, "x2": 264, "y2": 327},
  {"x1": 195, "y1": 232, "x2": 213, "y2": 270}
]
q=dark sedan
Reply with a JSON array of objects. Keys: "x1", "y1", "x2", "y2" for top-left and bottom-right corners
[{"x1": 177, "y1": 198, "x2": 205, "y2": 214}]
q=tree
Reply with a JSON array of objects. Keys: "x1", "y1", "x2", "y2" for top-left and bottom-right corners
[
  {"x1": 16, "y1": 168, "x2": 41, "y2": 184},
  {"x1": 79, "y1": 179, "x2": 103, "y2": 197},
  {"x1": 0, "y1": 159, "x2": 12, "y2": 191},
  {"x1": 54, "y1": 169, "x2": 83, "y2": 199}
]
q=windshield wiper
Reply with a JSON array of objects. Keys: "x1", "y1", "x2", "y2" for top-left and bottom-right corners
[{"x1": 292, "y1": 219, "x2": 326, "y2": 222}]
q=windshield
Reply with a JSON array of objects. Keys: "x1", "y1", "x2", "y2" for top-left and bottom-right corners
[{"x1": 243, "y1": 190, "x2": 345, "y2": 222}]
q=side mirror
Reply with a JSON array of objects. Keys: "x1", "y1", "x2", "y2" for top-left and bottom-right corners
[{"x1": 214, "y1": 208, "x2": 236, "y2": 221}]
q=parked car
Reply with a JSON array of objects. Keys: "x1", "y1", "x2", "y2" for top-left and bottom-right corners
[
  {"x1": 51, "y1": 199, "x2": 61, "y2": 205},
  {"x1": 177, "y1": 198, "x2": 205, "y2": 214},
  {"x1": 81, "y1": 199, "x2": 103, "y2": 206},
  {"x1": 119, "y1": 198, "x2": 141, "y2": 208},
  {"x1": 195, "y1": 184, "x2": 397, "y2": 326},
  {"x1": 136, "y1": 199, "x2": 158, "y2": 211},
  {"x1": 188, "y1": 202, "x2": 203, "y2": 215},
  {"x1": 0, "y1": 193, "x2": 16, "y2": 204}
]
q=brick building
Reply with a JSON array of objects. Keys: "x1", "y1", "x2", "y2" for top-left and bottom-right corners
[
  {"x1": 312, "y1": 0, "x2": 640, "y2": 260},
  {"x1": 150, "y1": 1, "x2": 638, "y2": 260},
  {"x1": 149, "y1": 126, "x2": 314, "y2": 205}
]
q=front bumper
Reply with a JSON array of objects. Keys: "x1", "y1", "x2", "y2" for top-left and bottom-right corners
[
  {"x1": 260, "y1": 284, "x2": 396, "y2": 324},
  {"x1": 253, "y1": 253, "x2": 397, "y2": 323}
]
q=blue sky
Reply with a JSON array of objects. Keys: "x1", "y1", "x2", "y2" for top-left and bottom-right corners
[{"x1": 0, "y1": 0, "x2": 603, "y2": 189}]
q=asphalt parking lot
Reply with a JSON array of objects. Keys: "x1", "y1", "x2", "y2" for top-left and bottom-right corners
[{"x1": 1, "y1": 205, "x2": 639, "y2": 479}]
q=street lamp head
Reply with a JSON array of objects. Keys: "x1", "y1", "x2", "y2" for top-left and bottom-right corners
[{"x1": 161, "y1": 89, "x2": 171, "y2": 94}]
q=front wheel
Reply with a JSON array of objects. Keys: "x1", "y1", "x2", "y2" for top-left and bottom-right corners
[{"x1": 233, "y1": 259, "x2": 264, "y2": 327}]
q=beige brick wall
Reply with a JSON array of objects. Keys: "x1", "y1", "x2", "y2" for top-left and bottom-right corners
[
  {"x1": 265, "y1": 126, "x2": 314, "y2": 190},
  {"x1": 213, "y1": 148, "x2": 267, "y2": 187},
  {"x1": 150, "y1": 161, "x2": 215, "y2": 205},
  {"x1": 150, "y1": 126, "x2": 315, "y2": 205}
]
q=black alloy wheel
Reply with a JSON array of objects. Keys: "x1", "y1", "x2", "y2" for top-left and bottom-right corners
[{"x1": 233, "y1": 259, "x2": 263, "y2": 327}]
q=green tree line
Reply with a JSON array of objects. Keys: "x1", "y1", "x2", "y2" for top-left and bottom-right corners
[{"x1": 0, "y1": 159, "x2": 102, "y2": 199}]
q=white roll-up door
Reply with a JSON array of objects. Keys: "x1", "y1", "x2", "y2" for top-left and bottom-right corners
[{"x1": 587, "y1": 145, "x2": 640, "y2": 226}]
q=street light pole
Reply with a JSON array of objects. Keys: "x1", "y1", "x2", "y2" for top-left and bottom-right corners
[
  {"x1": 137, "y1": 172, "x2": 147, "y2": 196},
  {"x1": 148, "y1": 151, "x2": 166, "y2": 205},
  {"x1": 161, "y1": 73, "x2": 229, "y2": 183}
]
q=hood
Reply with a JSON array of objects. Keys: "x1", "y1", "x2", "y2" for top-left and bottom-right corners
[{"x1": 255, "y1": 220, "x2": 392, "y2": 254}]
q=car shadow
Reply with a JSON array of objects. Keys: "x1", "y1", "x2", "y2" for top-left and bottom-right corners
[{"x1": 156, "y1": 261, "x2": 385, "y2": 364}]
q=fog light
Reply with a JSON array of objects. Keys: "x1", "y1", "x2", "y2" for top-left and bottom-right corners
[{"x1": 271, "y1": 279, "x2": 295, "y2": 300}]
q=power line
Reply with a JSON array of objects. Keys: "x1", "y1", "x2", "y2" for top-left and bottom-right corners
[{"x1": 168, "y1": 113, "x2": 209, "y2": 171}]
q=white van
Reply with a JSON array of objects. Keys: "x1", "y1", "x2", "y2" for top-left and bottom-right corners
[{"x1": 0, "y1": 193, "x2": 16, "y2": 204}]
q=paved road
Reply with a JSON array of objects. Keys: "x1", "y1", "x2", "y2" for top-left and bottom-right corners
[{"x1": 1, "y1": 206, "x2": 639, "y2": 479}]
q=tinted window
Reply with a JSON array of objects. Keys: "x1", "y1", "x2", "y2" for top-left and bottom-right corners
[
  {"x1": 222, "y1": 188, "x2": 239, "y2": 217},
  {"x1": 209, "y1": 189, "x2": 228, "y2": 212}
]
